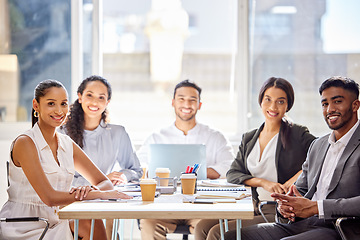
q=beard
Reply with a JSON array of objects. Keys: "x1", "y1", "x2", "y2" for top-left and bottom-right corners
[
  {"x1": 176, "y1": 112, "x2": 196, "y2": 122},
  {"x1": 325, "y1": 106, "x2": 354, "y2": 130}
]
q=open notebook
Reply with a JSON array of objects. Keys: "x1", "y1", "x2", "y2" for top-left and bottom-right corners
[{"x1": 148, "y1": 144, "x2": 207, "y2": 180}]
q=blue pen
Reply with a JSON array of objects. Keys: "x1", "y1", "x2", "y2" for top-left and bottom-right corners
[
  {"x1": 195, "y1": 164, "x2": 201, "y2": 173},
  {"x1": 192, "y1": 163, "x2": 199, "y2": 173}
]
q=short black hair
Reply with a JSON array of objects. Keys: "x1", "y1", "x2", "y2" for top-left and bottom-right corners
[
  {"x1": 173, "y1": 80, "x2": 202, "y2": 100},
  {"x1": 319, "y1": 76, "x2": 359, "y2": 99}
]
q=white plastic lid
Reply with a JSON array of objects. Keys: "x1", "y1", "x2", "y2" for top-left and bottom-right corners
[
  {"x1": 180, "y1": 173, "x2": 196, "y2": 179},
  {"x1": 140, "y1": 178, "x2": 157, "y2": 184},
  {"x1": 155, "y1": 168, "x2": 171, "y2": 173}
]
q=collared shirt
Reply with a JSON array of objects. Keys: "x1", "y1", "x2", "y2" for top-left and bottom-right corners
[
  {"x1": 314, "y1": 120, "x2": 360, "y2": 217},
  {"x1": 247, "y1": 133, "x2": 278, "y2": 201},
  {"x1": 59, "y1": 121, "x2": 142, "y2": 186},
  {"x1": 136, "y1": 122, "x2": 235, "y2": 178}
]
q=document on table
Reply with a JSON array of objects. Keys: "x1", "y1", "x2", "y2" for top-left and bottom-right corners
[{"x1": 196, "y1": 192, "x2": 251, "y2": 200}]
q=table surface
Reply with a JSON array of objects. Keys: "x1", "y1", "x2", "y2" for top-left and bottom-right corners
[{"x1": 59, "y1": 191, "x2": 254, "y2": 220}]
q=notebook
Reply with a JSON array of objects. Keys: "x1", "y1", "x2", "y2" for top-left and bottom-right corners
[{"x1": 148, "y1": 144, "x2": 207, "y2": 180}]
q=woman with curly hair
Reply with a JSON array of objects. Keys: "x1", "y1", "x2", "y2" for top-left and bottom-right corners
[
  {"x1": 0, "y1": 79, "x2": 131, "y2": 240},
  {"x1": 60, "y1": 75, "x2": 142, "y2": 186}
]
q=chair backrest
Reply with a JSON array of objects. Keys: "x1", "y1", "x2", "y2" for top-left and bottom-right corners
[
  {"x1": 148, "y1": 144, "x2": 207, "y2": 180},
  {"x1": 7, "y1": 160, "x2": 9, "y2": 187},
  {"x1": 335, "y1": 217, "x2": 360, "y2": 240}
]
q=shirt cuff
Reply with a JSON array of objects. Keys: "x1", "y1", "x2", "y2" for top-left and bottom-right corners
[{"x1": 317, "y1": 200, "x2": 324, "y2": 219}]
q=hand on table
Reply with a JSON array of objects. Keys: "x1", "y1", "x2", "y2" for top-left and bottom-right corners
[
  {"x1": 104, "y1": 190, "x2": 133, "y2": 200},
  {"x1": 69, "y1": 185, "x2": 99, "y2": 201},
  {"x1": 107, "y1": 171, "x2": 128, "y2": 185}
]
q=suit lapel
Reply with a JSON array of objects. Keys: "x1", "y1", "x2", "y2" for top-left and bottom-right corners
[
  {"x1": 306, "y1": 138, "x2": 330, "y2": 198},
  {"x1": 244, "y1": 124, "x2": 263, "y2": 159},
  {"x1": 327, "y1": 125, "x2": 360, "y2": 195}
]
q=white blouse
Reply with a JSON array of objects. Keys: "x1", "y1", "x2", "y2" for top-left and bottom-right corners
[
  {"x1": 247, "y1": 133, "x2": 279, "y2": 201},
  {"x1": 0, "y1": 123, "x2": 74, "y2": 239}
]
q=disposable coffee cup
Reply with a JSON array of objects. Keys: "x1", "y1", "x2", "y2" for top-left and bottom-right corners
[
  {"x1": 180, "y1": 173, "x2": 197, "y2": 195},
  {"x1": 155, "y1": 168, "x2": 171, "y2": 186},
  {"x1": 140, "y1": 178, "x2": 157, "y2": 201}
]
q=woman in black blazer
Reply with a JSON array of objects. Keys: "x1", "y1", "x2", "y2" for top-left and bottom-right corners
[{"x1": 195, "y1": 77, "x2": 316, "y2": 240}]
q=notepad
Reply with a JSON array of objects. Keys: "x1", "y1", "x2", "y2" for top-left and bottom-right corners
[
  {"x1": 196, "y1": 192, "x2": 251, "y2": 200},
  {"x1": 197, "y1": 179, "x2": 244, "y2": 188}
]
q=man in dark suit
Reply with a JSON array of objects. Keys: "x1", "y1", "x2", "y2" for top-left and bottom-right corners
[{"x1": 238, "y1": 76, "x2": 360, "y2": 240}]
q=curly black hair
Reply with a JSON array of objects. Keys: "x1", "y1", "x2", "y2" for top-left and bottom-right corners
[{"x1": 63, "y1": 75, "x2": 112, "y2": 148}]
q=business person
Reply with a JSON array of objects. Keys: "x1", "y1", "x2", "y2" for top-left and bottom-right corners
[
  {"x1": 0, "y1": 79, "x2": 131, "y2": 240},
  {"x1": 235, "y1": 76, "x2": 360, "y2": 240},
  {"x1": 60, "y1": 75, "x2": 142, "y2": 186},
  {"x1": 137, "y1": 79, "x2": 235, "y2": 240},
  {"x1": 195, "y1": 77, "x2": 316, "y2": 240}
]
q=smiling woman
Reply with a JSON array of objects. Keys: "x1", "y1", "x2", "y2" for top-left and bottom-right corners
[
  {"x1": 0, "y1": 79, "x2": 131, "y2": 240},
  {"x1": 60, "y1": 75, "x2": 142, "y2": 187},
  {"x1": 195, "y1": 77, "x2": 316, "y2": 240}
]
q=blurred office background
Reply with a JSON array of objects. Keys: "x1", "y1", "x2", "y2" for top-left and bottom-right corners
[{"x1": 1, "y1": 0, "x2": 360, "y2": 238}]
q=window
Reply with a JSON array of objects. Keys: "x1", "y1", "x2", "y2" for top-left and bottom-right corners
[
  {"x1": 1, "y1": 0, "x2": 360, "y2": 142},
  {"x1": 102, "y1": 0, "x2": 239, "y2": 141},
  {"x1": 248, "y1": 0, "x2": 360, "y2": 136}
]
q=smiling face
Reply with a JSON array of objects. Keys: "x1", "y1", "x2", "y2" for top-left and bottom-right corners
[
  {"x1": 172, "y1": 86, "x2": 202, "y2": 123},
  {"x1": 33, "y1": 87, "x2": 69, "y2": 128},
  {"x1": 321, "y1": 86, "x2": 359, "y2": 138},
  {"x1": 78, "y1": 80, "x2": 110, "y2": 121},
  {"x1": 261, "y1": 87, "x2": 288, "y2": 123}
]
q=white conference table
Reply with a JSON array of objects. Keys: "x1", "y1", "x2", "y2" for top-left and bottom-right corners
[{"x1": 59, "y1": 191, "x2": 254, "y2": 240}]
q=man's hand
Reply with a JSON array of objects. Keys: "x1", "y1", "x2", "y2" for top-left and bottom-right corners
[{"x1": 271, "y1": 185, "x2": 318, "y2": 221}]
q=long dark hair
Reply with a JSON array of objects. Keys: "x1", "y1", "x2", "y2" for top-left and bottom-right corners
[
  {"x1": 32, "y1": 79, "x2": 66, "y2": 127},
  {"x1": 64, "y1": 75, "x2": 112, "y2": 148},
  {"x1": 258, "y1": 77, "x2": 295, "y2": 149}
]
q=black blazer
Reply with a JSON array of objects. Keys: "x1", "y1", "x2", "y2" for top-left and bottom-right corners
[{"x1": 226, "y1": 120, "x2": 316, "y2": 207}]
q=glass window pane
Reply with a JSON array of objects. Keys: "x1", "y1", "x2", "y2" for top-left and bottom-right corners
[
  {"x1": 249, "y1": 0, "x2": 360, "y2": 136},
  {"x1": 103, "y1": 0, "x2": 238, "y2": 141},
  {"x1": 2, "y1": 0, "x2": 72, "y2": 122}
]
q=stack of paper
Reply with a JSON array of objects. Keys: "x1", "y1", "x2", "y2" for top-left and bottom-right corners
[
  {"x1": 196, "y1": 192, "x2": 251, "y2": 200},
  {"x1": 197, "y1": 179, "x2": 244, "y2": 187}
]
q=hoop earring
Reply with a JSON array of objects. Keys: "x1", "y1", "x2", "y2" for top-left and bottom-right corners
[{"x1": 34, "y1": 111, "x2": 39, "y2": 118}]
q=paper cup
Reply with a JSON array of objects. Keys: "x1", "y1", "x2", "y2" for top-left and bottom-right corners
[
  {"x1": 180, "y1": 173, "x2": 197, "y2": 195},
  {"x1": 140, "y1": 179, "x2": 157, "y2": 201},
  {"x1": 155, "y1": 168, "x2": 171, "y2": 186}
]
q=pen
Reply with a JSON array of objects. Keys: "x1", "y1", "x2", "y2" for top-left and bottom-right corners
[
  {"x1": 194, "y1": 164, "x2": 201, "y2": 173},
  {"x1": 192, "y1": 200, "x2": 216, "y2": 204},
  {"x1": 185, "y1": 165, "x2": 190, "y2": 173},
  {"x1": 189, "y1": 166, "x2": 194, "y2": 173},
  {"x1": 192, "y1": 164, "x2": 199, "y2": 173}
]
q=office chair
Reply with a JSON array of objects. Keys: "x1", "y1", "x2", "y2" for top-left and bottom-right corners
[
  {"x1": 173, "y1": 224, "x2": 191, "y2": 240},
  {"x1": 4, "y1": 161, "x2": 49, "y2": 239},
  {"x1": 136, "y1": 219, "x2": 190, "y2": 240},
  {"x1": 258, "y1": 201, "x2": 278, "y2": 223},
  {"x1": 260, "y1": 200, "x2": 360, "y2": 240},
  {"x1": 0, "y1": 217, "x2": 49, "y2": 240},
  {"x1": 335, "y1": 217, "x2": 360, "y2": 240}
]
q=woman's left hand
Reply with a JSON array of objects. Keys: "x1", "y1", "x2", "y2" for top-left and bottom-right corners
[{"x1": 69, "y1": 185, "x2": 98, "y2": 201}]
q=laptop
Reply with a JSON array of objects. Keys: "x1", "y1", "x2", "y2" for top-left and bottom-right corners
[{"x1": 148, "y1": 144, "x2": 207, "y2": 180}]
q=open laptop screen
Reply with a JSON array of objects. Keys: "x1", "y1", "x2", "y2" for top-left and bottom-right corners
[{"x1": 148, "y1": 144, "x2": 207, "y2": 180}]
